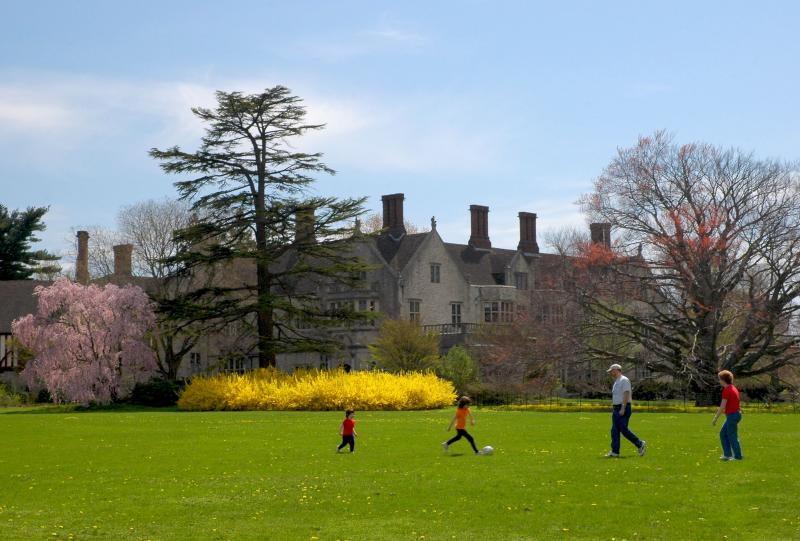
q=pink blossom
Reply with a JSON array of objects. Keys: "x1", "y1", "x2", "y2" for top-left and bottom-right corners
[{"x1": 12, "y1": 278, "x2": 157, "y2": 405}]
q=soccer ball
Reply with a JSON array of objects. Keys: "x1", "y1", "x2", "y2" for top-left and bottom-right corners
[{"x1": 481, "y1": 445, "x2": 494, "y2": 455}]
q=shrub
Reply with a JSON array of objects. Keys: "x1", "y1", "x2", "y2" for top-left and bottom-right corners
[
  {"x1": 368, "y1": 319, "x2": 440, "y2": 372},
  {"x1": 0, "y1": 383, "x2": 26, "y2": 407},
  {"x1": 462, "y1": 383, "x2": 520, "y2": 406},
  {"x1": 177, "y1": 368, "x2": 456, "y2": 411},
  {"x1": 437, "y1": 346, "x2": 480, "y2": 393},
  {"x1": 633, "y1": 379, "x2": 679, "y2": 401},
  {"x1": 35, "y1": 388, "x2": 52, "y2": 403},
  {"x1": 129, "y1": 379, "x2": 183, "y2": 407}
]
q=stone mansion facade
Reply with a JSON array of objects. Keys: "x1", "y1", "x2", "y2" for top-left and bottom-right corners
[
  {"x1": 280, "y1": 193, "x2": 572, "y2": 373},
  {"x1": 2, "y1": 192, "x2": 611, "y2": 381}
]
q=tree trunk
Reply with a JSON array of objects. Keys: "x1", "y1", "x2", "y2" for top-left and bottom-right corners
[
  {"x1": 691, "y1": 372, "x2": 722, "y2": 406},
  {"x1": 255, "y1": 241, "x2": 276, "y2": 369}
]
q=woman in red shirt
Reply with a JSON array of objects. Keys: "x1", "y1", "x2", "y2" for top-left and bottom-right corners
[{"x1": 712, "y1": 370, "x2": 743, "y2": 460}]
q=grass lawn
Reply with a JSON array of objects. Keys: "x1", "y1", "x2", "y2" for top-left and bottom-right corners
[{"x1": 1, "y1": 408, "x2": 798, "y2": 541}]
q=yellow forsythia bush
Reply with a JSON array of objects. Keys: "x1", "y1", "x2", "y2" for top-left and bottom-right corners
[{"x1": 177, "y1": 368, "x2": 457, "y2": 411}]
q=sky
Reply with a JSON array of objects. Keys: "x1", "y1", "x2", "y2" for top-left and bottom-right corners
[{"x1": 2, "y1": 1, "x2": 799, "y2": 266}]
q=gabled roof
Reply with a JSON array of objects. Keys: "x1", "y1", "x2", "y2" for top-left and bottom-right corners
[
  {"x1": 374, "y1": 229, "x2": 538, "y2": 286},
  {"x1": 444, "y1": 243, "x2": 527, "y2": 286},
  {"x1": 0, "y1": 280, "x2": 50, "y2": 333},
  {"x1": 376, "y1": 233, "x2": 429, "y2": 271}
]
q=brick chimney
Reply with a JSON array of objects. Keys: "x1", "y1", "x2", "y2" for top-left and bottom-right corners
[
  {"x1": 294, "y1": 207, "x2": 316, "y2": 244},
  {"x1": 589, "y1": 223, "x2": 612, "y2": 248},
  {"x1": 517, "y1": 212, "x2": 539, "y2": 254},
  {"x1": 76, "y1": 231, "x2": 89, "y2": 285},
  {"x1": 113, "y1": 244, "x2": 133, "y2": 277},
  {"x1": 381, "y1": 193, "x2": 406, "y2": 238},
  {"x1": 468, "y1": 205, "x2": 491, "y2": 250}
]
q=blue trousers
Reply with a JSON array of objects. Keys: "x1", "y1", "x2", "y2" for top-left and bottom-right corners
[
  {"x1": 611, "y1": 405, "x2": 642, "y2": 454},
  {"x1": 720, "y1": 411, "x2": 743, "y2": 459}
]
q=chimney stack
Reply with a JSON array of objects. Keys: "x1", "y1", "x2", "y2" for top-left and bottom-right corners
[
  {"x1": 76, "y1": 231, "x2": 89, "y2": 285},
  {"x1": 517, "y1": 212, "x2": 539, "y2": 254},
  {"x1": 381, "y1": 193, "x2": 406, "y2": 238},
  {"x1": 589, "y1": 223, "x2": 612, "y2": 248},
  {"x1": 294, "y1": 207, "x2": 316, "y2": 244},
  {"x1": 468, "y1": 205, "x2": 491, "y2": 250},
  {"x1": 113, "y1": 244, "x2": 133, "y2": 278}
]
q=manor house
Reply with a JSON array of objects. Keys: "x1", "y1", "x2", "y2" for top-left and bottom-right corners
[{"x1": 2, "y1": 193, "x2": 617, "y2": 383}]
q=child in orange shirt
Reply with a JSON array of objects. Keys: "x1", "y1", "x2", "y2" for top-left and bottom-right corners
[
  {"x1": 336, "y1": 409, "x2": 357, "y2": 453},
  {"x1": 443, "y1": 396, "x2": 480, "y2": 454}
]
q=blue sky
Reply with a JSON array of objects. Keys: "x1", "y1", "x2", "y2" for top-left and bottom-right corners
[{"x1": 2, "y1": 1, "x2": 799, "y2": 263}]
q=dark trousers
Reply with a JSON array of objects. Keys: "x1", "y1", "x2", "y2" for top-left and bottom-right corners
[
  {"x1": 611, "y1": 404, "x2": 642, "y2": 454},
  {"x1": 338, "y1": 434, "x2": 355, "y2": 452},
  {"x1": 447, "y1": 428, "x2": 479, "y2": 453}
]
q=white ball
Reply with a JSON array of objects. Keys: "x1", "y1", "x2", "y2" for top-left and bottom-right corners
[{"x1": 481, "y1": 445, "x2": 494, "y2": 455}]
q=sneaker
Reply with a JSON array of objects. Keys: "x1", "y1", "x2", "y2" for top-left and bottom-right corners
[
  {"x1": 441, "y1": 442, "x2": 449, "y2": 453},
  {"x1": 335, "y1": 447, "x2": 340, "y2": 454},
  {"x1": 605, "y1": 451, "x2": 619, "y2": 458},
  {"x1": 638, "y1": 441, "x2": 647, "y2": 457},
  {"x1": 719, "y1": 455, "x2": 733, "y2": 461}
]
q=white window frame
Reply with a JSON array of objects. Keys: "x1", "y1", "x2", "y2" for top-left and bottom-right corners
[{"x1": 409, "y1": 299, "x2": 421, "y2": 322}]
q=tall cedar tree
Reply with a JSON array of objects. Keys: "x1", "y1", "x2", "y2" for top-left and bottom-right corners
[
  {"x1": 0, "y1": 205, "x2": 60, "y2": 279},
  {"x1": 578, "y1": 131, "x2": 800, "y2": 403},
  {"x1": 150, "y1": 87, "x2": 371, "y2": 368}
]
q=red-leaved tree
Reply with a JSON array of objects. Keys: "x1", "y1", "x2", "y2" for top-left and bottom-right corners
[
  {"x1": 577, "y1": 131, "x2": 800, "y2": 403},
  {"x1": 471, "y1": 314, "x2": 557, "y2": 393},
  {"x1": 12, "y1": 278, "x2": 157, "y2": 404}
]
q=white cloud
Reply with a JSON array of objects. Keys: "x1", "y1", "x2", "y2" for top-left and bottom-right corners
[
  {"x1": 0, "y1": 92, "x2": 76, "y2": 132},
  {"x1": 0, "y1": 72, "x2": 501, "y2": 177}
]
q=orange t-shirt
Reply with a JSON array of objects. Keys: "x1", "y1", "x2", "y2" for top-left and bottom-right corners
[{"x1": 455, "y1": 407, "x2": 470, "y2": 429}]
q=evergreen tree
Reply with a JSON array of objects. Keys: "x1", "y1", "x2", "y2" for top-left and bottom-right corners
[
  {"x1": 150, "y1": 87, "x2": 371, "y2": 368},
  {"x1": 0, "y1": 205, "x2": 60, "y2": 280}
]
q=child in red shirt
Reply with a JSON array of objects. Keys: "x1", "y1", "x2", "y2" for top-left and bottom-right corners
[
  {"x1": 712, "y1": 370, "x2": 743, "y2": 460},
  {"x1": 336, "y1": 409, "x2": 357, "y2": 453}
]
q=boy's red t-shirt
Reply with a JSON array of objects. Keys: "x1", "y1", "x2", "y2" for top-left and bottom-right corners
[
  {"x1": 722, "y1": 385, "x2": 740, "y2": 414},
  {"x1": 342, "y1": 418, "x2": 356, "y2": 436}
]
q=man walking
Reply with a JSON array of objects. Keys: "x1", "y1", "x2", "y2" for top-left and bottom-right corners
[{"x1": 606, "y1": 364, "x2": 646, "y2": 457}]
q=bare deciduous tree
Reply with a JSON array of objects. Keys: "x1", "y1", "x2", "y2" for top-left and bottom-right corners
[
  {"x1": 68, "y1": 198, "x2": 211, "y2": 379},
  {"x1": 360, "y1": 213, "x2": 427, "y2": 235},
  {"x1": 577, "y1": 130, "x2": 800, "y2": 403},
  {"x1": 542, "y1": 225, "x2": 587, "y2": 257},
  {"x1": 470, "y1": 315, "x2": 557, "y2": 392},
  {"x1": 118, "y1": 198, "x2": 192, "y2": 277}
]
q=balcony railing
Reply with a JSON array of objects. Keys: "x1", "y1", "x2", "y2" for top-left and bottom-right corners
[{"x1": 422, "y1": 323, "x2": 478, "y2": 335}]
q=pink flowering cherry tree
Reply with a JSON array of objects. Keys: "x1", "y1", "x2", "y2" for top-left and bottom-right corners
[{"x1": 12, "y1": 278, "x2": 158, "y2": 405}]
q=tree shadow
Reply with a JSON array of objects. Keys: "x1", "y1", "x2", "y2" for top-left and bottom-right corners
[{"x1": 0, "y1": 404, "x2": 181, "y2": 415}]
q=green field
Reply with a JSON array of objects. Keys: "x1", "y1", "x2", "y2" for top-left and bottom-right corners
[{"x1": 1, "y1": 408, "x2": 798, "y2": 541}]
